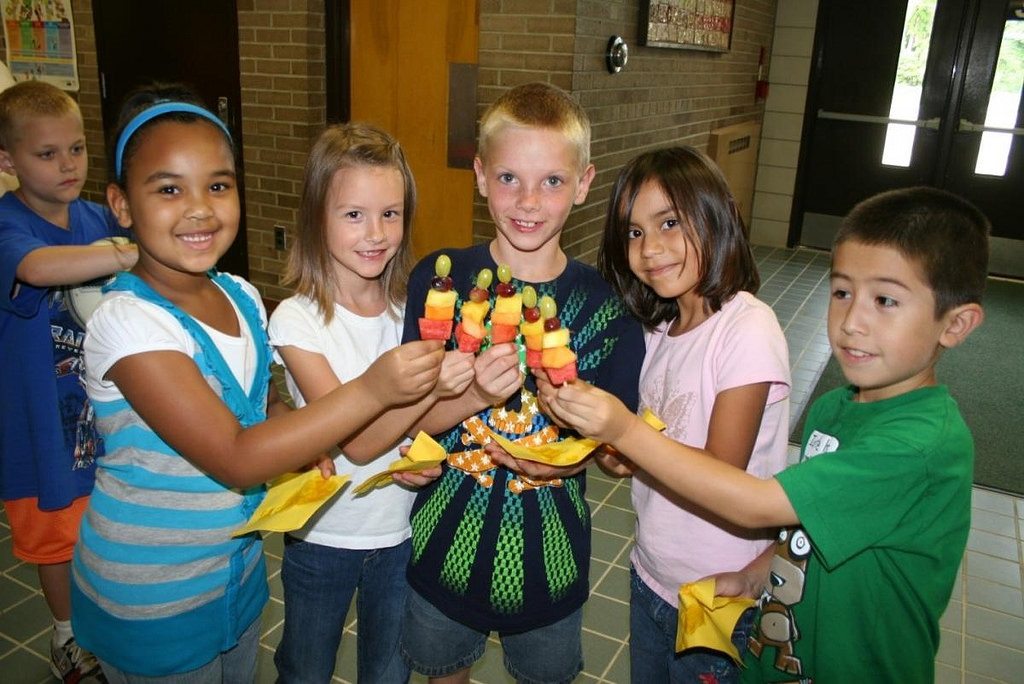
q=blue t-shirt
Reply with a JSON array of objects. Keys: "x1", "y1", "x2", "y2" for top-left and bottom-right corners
[
  {"x1": 402, "y1": 243, "x2": 645, "y2": 632},
  {"x1": 0, "y1": 193, "x2": 124, "y2": 508}
]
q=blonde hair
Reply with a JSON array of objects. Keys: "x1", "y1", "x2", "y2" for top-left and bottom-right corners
[
  {"x1": 477, "y1": 82, "x2": 591, "y2": 170},
  {"x1": 0, "y1": 80, "x2": 80, "y2": 150},
  {"x1": 285, "y1": 123, "x2": 415, "y2": 323}
]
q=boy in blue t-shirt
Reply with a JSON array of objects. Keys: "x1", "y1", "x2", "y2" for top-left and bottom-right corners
[{"x1": 0, "y1": 80, "x2": 136, "y2": 682}]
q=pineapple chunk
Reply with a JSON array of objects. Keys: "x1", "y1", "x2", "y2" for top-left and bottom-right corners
[
  {"x1": 425, "y1": 289, "x2": 457, "y2": 308},
  {"x1": 519, "y1": 319, "x2": 545, "y2": 337},
  {"x1": 492, "y1": 294, "x2": 522, "y2": 316},
  {"x1": 461, "y1": 300, "x2": 490, "y2": 324},
  {"x1": 541, "y1": 328, "x2": 570, "y2": 349}
]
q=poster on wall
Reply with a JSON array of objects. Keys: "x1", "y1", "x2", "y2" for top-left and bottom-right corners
[
  {"x1": 641, "y1": 0, "x2": 735, "y2": 52},
  {"x1": 2, "y1": 0, "x2": 78, "y2": 91}
]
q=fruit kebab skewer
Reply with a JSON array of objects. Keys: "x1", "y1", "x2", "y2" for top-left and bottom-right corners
[
  {"x1": 455, "y1": 268, "x2": 493, "y2": 352},
  {"x1": 519, "y1": 285, "x2": 545, "y2": 369},
  {"x1": 418, "y1": 254, "x2": 456, "y2": 341},
  {"x1": 539, "y1": 295, "x2": 577, "y2": 385},
  {"x1": 489, "y1": 263, "x2": 521, "y2": 344}
]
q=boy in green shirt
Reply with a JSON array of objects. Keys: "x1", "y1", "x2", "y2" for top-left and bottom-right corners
[{"x1": 534, "y1": 186, "x2": 988, "y2": 681}]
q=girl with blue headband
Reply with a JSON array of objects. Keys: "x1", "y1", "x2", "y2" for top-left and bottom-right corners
[{"x1": 69, "y1": 84, "x2": 445, "y2": 681}]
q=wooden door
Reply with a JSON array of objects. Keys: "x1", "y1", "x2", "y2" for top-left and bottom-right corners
[
  {"x1": 349, "y1": 0, "x2": 478, "y2": 259},
  {"x1": 92, "y1": 1, "x2": 249, "y2": 277}
]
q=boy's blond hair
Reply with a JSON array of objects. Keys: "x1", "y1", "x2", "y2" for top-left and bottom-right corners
[
  {"x1": 0, "y1": 80, "x2": 80, "y2": 150},
  {"x1": 477, "y1": 82, "x2": 591, "y2": 170}
]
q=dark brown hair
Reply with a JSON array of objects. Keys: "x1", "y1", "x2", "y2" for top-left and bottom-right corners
[
  {"x1": 835, "y1": 186, "x2": 990, "y2": 315},
  {"x1": 598, "y1": 146, "x2": 759, "y2": 329}
]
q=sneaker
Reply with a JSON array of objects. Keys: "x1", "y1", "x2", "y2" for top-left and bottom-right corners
[{"x1": 50, "y1": 636, "x2": 107, "y2": 684}]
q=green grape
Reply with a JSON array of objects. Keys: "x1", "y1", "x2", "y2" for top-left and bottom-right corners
[
  {"x1": 496, "y1": 263, "x2": 512, "y2": 283},
  {"x1": 475, "y1": 268, "x2": 493, "y2": 289},
  {"x1": 434, "y1": 254, "x2": 451, "y2": 277},
  {"x1": 521, "y1": 285, "x2": 537, "y2": 309},
  {"x1": 539, "y1": 295, "x2": 557, "y2": 319}
]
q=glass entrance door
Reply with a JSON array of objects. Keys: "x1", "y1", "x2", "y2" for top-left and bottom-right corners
[{"x1": 793, "y1": 0, "x2": 1024, "y2": 277}]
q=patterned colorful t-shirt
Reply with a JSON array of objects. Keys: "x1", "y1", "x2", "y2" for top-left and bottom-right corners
[{"x1": 402, "y1": 244, "x2": 644, "y2": 631}]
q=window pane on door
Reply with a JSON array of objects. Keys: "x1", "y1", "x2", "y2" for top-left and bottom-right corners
[
  {"x1": 882, "y1": 0, "x2": 937, "y2": 167},
  {"x1": 974, "y1": 13, "x2": 1023, "y2": 176}
]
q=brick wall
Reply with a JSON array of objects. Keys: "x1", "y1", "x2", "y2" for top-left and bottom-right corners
[
  {"x1": 11, "y1": 0, "x2": 777, "y2": 296},
  {"x1": 1, "y1": 1, "x2": 325, "y2": 302},
  {"x1": 236, "y1": 0, "x2": 326, "y2": 302},
  {"x1": 477, "y1": 0, "x2": 778, "y2": 264},
  {"x1": 71, "y1": 0, "x2": 104, "y2": 203}
]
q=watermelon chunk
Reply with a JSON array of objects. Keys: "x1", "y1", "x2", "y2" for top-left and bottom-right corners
[
  {"x1": 455, "y1": 322, "x2": 483, "y2": 352},
  {"x1": 526, "y1": 349, "x2": 543, "y2": 369},
  {"x1": 490, "y1": 323, "x2": 518, "y2": 344},
  {"x1": 546, "y1": 360, "x2": 578, "y2": 386},
  {"x1": 418, "y1": 317, "x2": 452, "y2": 341}
]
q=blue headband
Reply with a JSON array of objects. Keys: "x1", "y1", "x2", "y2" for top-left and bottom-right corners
[{"x1": 114, "y1": 101, "x2": 233, "y2": 179}]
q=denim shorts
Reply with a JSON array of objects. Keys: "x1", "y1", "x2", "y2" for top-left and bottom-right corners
[{"x1": 401, "y1": 588, "x2": 583, "y2": 684}]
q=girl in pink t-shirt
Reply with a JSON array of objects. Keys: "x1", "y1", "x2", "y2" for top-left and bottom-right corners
[{"x1": 594, "y1": 146, "x2": 791, "y2": 682}]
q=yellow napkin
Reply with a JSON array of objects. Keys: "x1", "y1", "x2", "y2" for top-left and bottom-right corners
[
  {"x1": 483, "y1": 408, "x2": 668, "y2": 466},
  {"x1": 676, "y1": 578, "x2": 755, "y2": 663},
  {"x1": 484, "y1": 428, "x2": 600, "y2": 466},
  {"x1": 351, "y1": 432, "x2": 446, "y2": 495},
  {"x1": 641, "y1": 407, "x2": 667, "y2": 432},
  {"x1": 232, "y1": 469, "x2": 350, "y2": 537}
]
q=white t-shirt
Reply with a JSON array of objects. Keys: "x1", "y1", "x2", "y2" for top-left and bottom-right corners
[
  {"x1": 631, "y1": 291, "x2": 791, "y2": 606},
  {"x1": 85, "y1": 275, "x2": 263, "y2": 404},
  {"x1": 268, "y1": 294, "x2": 413, "y2": 550}
]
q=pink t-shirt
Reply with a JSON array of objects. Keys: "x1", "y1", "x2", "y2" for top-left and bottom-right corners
[{"x1": 631, "y1": 291, "x2": 791, "y2": 606}]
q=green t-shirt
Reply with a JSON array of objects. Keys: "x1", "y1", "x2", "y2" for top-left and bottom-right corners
[{"x1": 742, "y1": 385, "x2": 972, "y2": 682}]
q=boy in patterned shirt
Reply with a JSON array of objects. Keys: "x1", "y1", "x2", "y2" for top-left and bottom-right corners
[{"x1": 399, "y1": 82, "x2": 644, "y2": 683}]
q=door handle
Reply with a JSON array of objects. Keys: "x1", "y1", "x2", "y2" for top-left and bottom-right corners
[
  {"x1": 817, "y1": 109, "x2": 941, "y2": 130},
  {"x1": 957, "y1": 119, "x2": 1024, "y2": 136},
  {"x1": 217, "y1": 96, "x2": 230, "y2": 126}
]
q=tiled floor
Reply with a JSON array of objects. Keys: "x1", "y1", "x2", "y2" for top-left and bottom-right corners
[{"x1": 1, "y1": 247, "x2": 1021, "y2": 682}]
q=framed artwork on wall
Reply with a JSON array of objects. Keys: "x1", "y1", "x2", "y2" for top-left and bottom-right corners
[{"x1": 640, "y1": 0, "x2": 735, "y2": 52}]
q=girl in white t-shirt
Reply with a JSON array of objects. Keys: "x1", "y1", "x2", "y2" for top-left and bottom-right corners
[
  {"x1": 74, "y1": 88, "x2": 445, "y2": 681},
  {"x1": 525, "y1": 146, "x2": 791, "y2": 682},
  {"x1": 268, "y1": 123, "x2": 474, "y2": 682}
]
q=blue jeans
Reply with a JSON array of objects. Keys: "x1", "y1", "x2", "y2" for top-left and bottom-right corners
[
  {"x1": 630, "y1": 567, "x2": 754, "y2": 684},
  {"x1": 401, "y1": 588, "x2": 583, "y2": 684},
  {"x1": 274, "y1": 536, "x2": 411, "y2": 683},
  {"x1": 98, "y1": 617, "x2": 259, "y2": 683}
]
